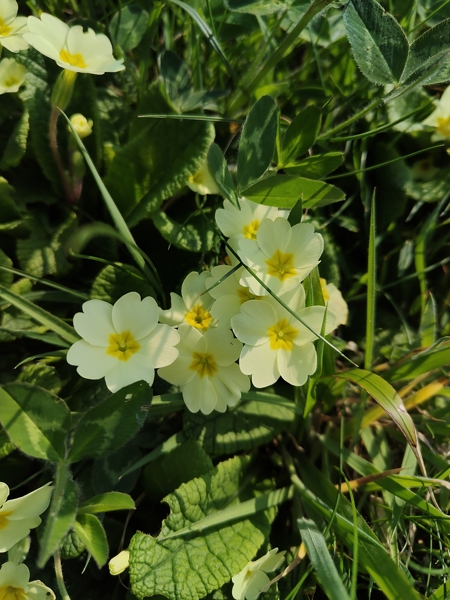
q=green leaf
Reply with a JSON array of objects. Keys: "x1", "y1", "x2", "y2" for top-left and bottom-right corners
[
  {"x1": 90, "y1": 263, "x2": 156, "y2": 304},
  {"x1": 283, "y1": 152, "x2": 344, "y2": 179},
  {"x1": 237, "y1": 96, "x2": 278, "y2": 191},
  {"x1": 0, "y1": 283, "x2": 79, "y2": 344},
  {"x1": 281, "y1": 106, "x2": 321, "y2": 165},
  {"x1": 144, "y1": 439, "x2": 213, "y2": 500},
  {"x1": 129, "y1": 456, "x2": 275, "y2": 600},
  {"x1": 17, "y1": 364, "x2": 62, "y2": 395},
  {"x1": 73, "y1": 513, "x2": 109, "y2": 568},
  {"x1": 385, "y1": 343, "x2": 450, "y2": 382},
  {"x1": 419, "y1": 294, "x2": 437, "y2": 348},
  {"x1": 402, "y1": 19, "x2": 450, "y2": 86},
  {"x1": 0, "y1": 383, "x2": 71, "y2": 462},
  {"x1": 59, "y1": 530, "x2": 85, "y2": 560},
  {"x1": 159, "y1": 51, "x2": 192, "y2": 110},
  {"x1": 38, "y1": 464, "x2": 78, "y2": 568},
  {"x1": 343, "y1": 0, "x2": 409, "y2": 85},
  {"x1": 184, "y1": 392, "x2": 298, "y2": 457},
  {"x1": 151, "y1": 210, "x2": 215, "y2": 253},
  {"x1": 225, "y1": 0, "x2": 293, "y2": 15},
  {"x1": 105, "y1": 82, "x2": 215, "y2": 226},
  {"x1": 207, "y1": 143, "x2": 239, "y2": 207},
  {"x1": 78, "y1": 492, "x2": 135, "y2": 514},
  {"x1": 0, "y1": 179, "x2": 22, "y2": 232},
  {"x1": 67, "y1": 381, "x2": 151, "y2": 463},
  {"x1": 0, "y1": 248, "x2": 13, "y2": 288},
  {"x1": 0, "y1": 110, "x2": 29, "y2": 169},
  {"x1": 297, "y1": 518, "x2": 351, "y2": 600},
  {"x1": 338, "y1": 369, "x2": 418, "y2": 449},
  {"x1": 242, "y1": 175, "x2": 345, "y2": 208},
  {"x1": 109, "y1": 4, "x2": 149, "y2": 51}
]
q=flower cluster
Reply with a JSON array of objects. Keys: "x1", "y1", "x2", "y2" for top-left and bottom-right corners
[
  {"x1": 66, "y1": 196, "x2": 348, "y2": 415},
  {"x1": 0, "y1": 482, "x2": 55, "y2": 599}
]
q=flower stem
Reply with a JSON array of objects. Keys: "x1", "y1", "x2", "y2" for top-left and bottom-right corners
[
  {"x1": 49, "y1": 106, "x2": 76, "y2": 205},
  {"x1": 54, "y1": 549, "x2": 72, "y2": 600}
]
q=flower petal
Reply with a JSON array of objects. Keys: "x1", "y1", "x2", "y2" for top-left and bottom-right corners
[
  {"x1": 159, "y1": 292, "x2": 188, "y2": 326},
  {"x1": 239, "y1": 343, "x2": 279, "y2": 388},
  {"x1": 181, "y1": 271, "x2": 213, "y2": 309},
  {"x1": 73, "y1": 299, "x2": 114, "y2": 346},
  {"x1": 158, "y1": 356, "x2": 196, "y2": 386},
  {"x1": 257, "y1": 217, "x2": 291, "y2": 257},
  {"x1": 111, "y1": 292, "x2": 158, "y2": 340},
  {"x1": 277, "y1": 343, "x2": 316, "y2": 386},
  {"x1": 183, "y1": 376, "x2": 217, "y2": 414},
  {"x1": 67, "y1": 340, "x2": 117, "y2": 380},
  {"x1": 4, "y1": 482, "x2": 52, "y2": 520},
  {"x1": 140, "y1": 324, "x2": 180, "y2": 368},
  {"x1": 1, "y1": 0, "x2": 18, "y2": 23},
  {"x1": 0, "y1": 561, "x2": 29, "y2": 589},
  {"x1": 104, "y1": 354, "x2": 155, "y2": 392},
  {"x1": 293, "y1": 307, "x2": 336, "y2": 344},
  {"x1": 231, "y1": 301, "x2": 275, "y2": 347},
  {"x1": 0, "y1": 518, "x2": 39, "y2": 553},
  {"x1": 0, "y1": 482, "x2": 9, "y2": 507},
  {"x1": 27, "y1": 580, "x2": 56, "y2": 600},
  {"x1": 204, "y1": 328, "x2": 242, "y2": 365}
]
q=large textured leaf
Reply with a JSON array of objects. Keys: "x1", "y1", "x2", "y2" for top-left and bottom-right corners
[
  {"x1": 0, "y1": 382, "x2": 71, "y2": 462},
  {"x1": 0, "y1": 110, "x2": 29, "y2": 169},
  {"x1": 402, "y1": 19, "x2": 450, "y2": 86},
  {"x1": 242, "y1": 175, "x2": 344, "y2": 208},
  {"x1": 73, "y1": 513, "x2": 109, "y2": 568},
  {"x1": 129, "y1": 456, "x2": 275, "y2": 600},
  {"x1": 237, "y1": 96, "x2": 278, "y2": 190},
  {"x1": 151, "y1": 210, "x2": 215, "y2": 253},
  {"x1": 105, "y1": 82, "x2": 215, "y2": 226},
  {"x1": 67, "y1": 381, "x2": 151, "y2": 462},
  {"x1": 90, "y1": 263, "x2": 156, "y2": 304},
  {"x1": 343, "y1": 0, "x2": 409, "y2": 85},
  {"x1": 184, "y1": 392, "x2": 298, "y2": 456}
]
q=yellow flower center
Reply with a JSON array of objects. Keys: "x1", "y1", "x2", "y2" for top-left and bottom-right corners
[
  {"x1": 185, "y1": 305, "x2": 213, "y2": 331},
  {"x1": 437, "y1": 116, "x2": 450, "y2": 139},
  {"x1": 59, "y1": 49, "x2": 87, "y2": 69},
  {"x1": 3, "y1": 76, "x2": 18, "y2": 88},
  {"x1": 268, "y1": 318, "x2": 298, "y2": 351},
  {"x1": 237, "y1": 287, "x2": 261, "y2": 305},
  {"x1": 0, "y1": 585, "x2": 26, "y2": 600},
  {"x1": 320, "y1": 278, "x2": 329, "y2": 302},
  {"x1": 0, "y1": 18, "x2": 12, "y2": 37},
  {"x1": 189, "y1": 171, "x2": 203, "y2": 184},
  {"x1": 0, "y1": 511, "x2": 11, "y2": 529},
  {"x1": 243, "y1": 219, "x2": 260, "y2": 240},
  {"x1": 189, "y1": 352, "x2": 218, "y2": 378},
  {"x1": 265, "y1": 249, "x2": 296, "y2": 281},
  {"x1": 106, "y1": 331, "x2": 140, "y2": 361}
]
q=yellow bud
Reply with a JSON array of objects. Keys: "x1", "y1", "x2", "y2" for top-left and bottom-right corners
[
  {"x1": 69, "y1": 113, "x2": 93, "y2": 139},
  {"x1": 109, "y1": 550, "x2": 129, "y2": 575}
]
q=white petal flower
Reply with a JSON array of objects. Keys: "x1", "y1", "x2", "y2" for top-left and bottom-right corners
[
  {"x1": 422, "y1": 87, "x2": 450, "y2": 140},
  {"x1": 67, "y1": 292, "x2": 180, "y2": 393},
  {"x1": 159, "y1": 271, "x2": 217, "y2": 332},
  {"x1": 0, "y1": 561, "x2": 55, "y2": 600},
  {"x1": 238, "y1": 218, "x2": 323, "y2": 297},
  {"x1": 232, "y1": 548, "x2": 285, "y2": 600},
  {"x1": 187, "y1": 158, "x2": 220, "y2": 195},
  {"x1": 231, "y1": 287, "x2": 336, "y2": 388},
  {"x1": 0, "y1": 483, "x2": 53, "y2": 553},
  {"x1": 215, "y1": 198, "x2": 289, "y2": 246},
  {"x1": 320, "y1": 278, "x2": 348, "y2": 327},
  {"x1": 0, "y1": 0, "x2": 29, "y2": 52},
  {"x1": 0, "y1": 58, "x2": 26, "y2": 94},
  {"x1": 23, "y1": 13, "x2": 124, "y2": 75},
  {"x1": 158, "y1": 325, "x2": 250, "y2": 414},
  {"x1": 109, "y1": 550, "x2": 129, "y2": 575}
]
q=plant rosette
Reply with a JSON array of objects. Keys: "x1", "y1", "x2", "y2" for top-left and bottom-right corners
[
  {"x1": 0, "y1": 483, "x2": 53, "y2": 553},
  {"x1": 231, "y1": 285, "x2": 336, "y2": 388},
  {"x1": 158, "y1": 325, "x2": 250, "y2": 414},
  {"x1": 238, "y1": 218, "x2": 324, "y2": 297},
  {"x1": 215, "y1": 198, "x2": 289, "y2": 246},
  {"x1": 23, "y1": 13, "x2": 124, "y2": 74},
  {"x1": 0, "y1": 562, "x2": 55, "y2": 600},
  {"x1": 232, "y1": 548, "x2": 286, "y2": 600},
  {"x1": 0, "y1": 0, "x2": 29, "y2": 53},
  {"x1": 159, "y1": 271, "x2": 218, "y2": 332},
  {"x1": 66, "y1": 292, "x2": 180, "y2": 393}
]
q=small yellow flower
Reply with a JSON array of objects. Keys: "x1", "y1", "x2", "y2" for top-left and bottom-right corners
[
  {"x1": 187, "y1": 158, "x2": 219, "y2": 195},
  {"x1": 0, "y1": 0, "x2": 29, "y2": 53},
  {"x1": 232, "y1": 548, "x2": 285, "y2": 600},
  {"x1": 69, "y1": 113, "x2": 93, "y2": 139},
  {"x1": 319, "y1": 278, "x2": 348, "y2": 327},
  {"x1": 0, "y1": 59, "x2": 26, "y2": 95},
  {"x1": 0, "y1": 562, "x2": 55, "y2": 600},
  {"x1": 423, "y1": 87, "x2": 450, "y2": 140},
  {"x1": 109, "y1": 550, "x2": 129, "y2": 575}
]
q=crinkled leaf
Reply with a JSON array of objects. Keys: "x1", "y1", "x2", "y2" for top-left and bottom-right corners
[
  {"x1": 237, "y1": 96, "x2": 278, "y2": 190},
  {"x1": 0, "y1": 178, "x2": 22, "y2": 232},
  {"x1": 0, "y1": 382, "x2": 71, "y2": 462},
  {"x1": 78, "y1": 492, "x2": 135, "y2": 514},
  {"x1": 0, "y1": 248, "x2": 13, "y2": 288},
  {"x1": 0, "y1": 110, "x2": 29, "y2": 170},
  {"x1": 184, "y1": 393, "x2": 298, "y2": 457},
  {"x1": 242, "y1": 175, "x2": 345, "y2": 208},
  {"x1": 90, "y1": 263, "x2": 156, "y2": 304},
  {"x1": 129, "y1": 456, "x2": 274, "y2": 600},
  {"x1": 343, "y1": 0, "x2": 409, "y2": 85},
  {"x1": 59, "y1": 529, "x2": 85, "y2": 560},
  {"x1": 152, "y1": 210, "x2": 215, "y2": 253},
  {"x1": 67, "y1": 381, "x2": 151, "y2": 463},
  {"x1": 73, "y1": 513, "x2": 109, "y2": 568}
]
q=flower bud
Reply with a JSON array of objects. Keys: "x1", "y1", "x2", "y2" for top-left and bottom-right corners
[
  {"x1": 109, "y1": 550, "x2": 130, "y2": 575},
  {"x1": 69, "y1": 113, "x2": 93, "y2": 139}
]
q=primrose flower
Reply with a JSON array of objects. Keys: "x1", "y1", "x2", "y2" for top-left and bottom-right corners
[
  {"x1": 109, "y1": 550, "x2": 129, "y2": 575},
  {"x1": 423, "y1": 87, "x2": 450, "y2": 140},
  {"x1": 0, "y1": 58, "x2": 26, "y2": 94},
  {"x1": 238, "y1": 218, "x2": 323, "y2": 297},
  {"x1": 231, "y1": 286, "x2": 336, "y2": 388},
  {"x1": 0, "y1": 0, "x2": 29, "y2": 53},
  {"x1": 215, "y1": 198, "x2": 289, "y2": 245},
  {"x1": 158, "y1": 325, "x2": 250, "y2": 414},
  {"x1": 187, "y1": 158, "x2": 220, "y2": 195},
  {"x1": 69, "y1": 113, "x2": 93, "y2": 139},
  {"x1": 159, "y1": 271, "x2": 217, "y2": 332},
  {"x1": 232, "y1": 548, "x2": 285, "y2": 600},
  {"x1": 67, "y1": 292, "x2": 180, "y2": 393},
  {"x1": 0, "y1": 562, "x2": 55, "y2": 600},
  {"x1": 23, "y1": 13, "x2": 124, "y2": 75},
  {"x1": 320, "y1": 278, "x2": 348, "y2": 327},
  {"x1": 0, "y1": 482, "x2": 53, "y2": 553}
]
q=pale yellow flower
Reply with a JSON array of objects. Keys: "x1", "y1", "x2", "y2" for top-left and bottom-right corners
[
  {"x1": 0, "y1": 0, "x2": 29, "y2": 53},
  {"x1": 187, "y1": 159, "x2": 219, "y2": 195},
  {"x1": 232, "y1": 549, "x2": 285, "y2": 600},
  {"x1": 69, "y1": 113, "x2": 93, "y2": 139},
  {"x1": 320, "y1": 278, "x2": 348, "y2": 327},
  {"x1": 423, "y1": 87, "x2": 450, "y2": 140},
  {"x1": 109, "y1": 550, "x2": 129, "y2": 575},
  {"x1": 0, "y1": 58, "x2": 26, "y2": 94},
  {"x1": 0, "y1": 561, "x2": 55, "y2": 600}
]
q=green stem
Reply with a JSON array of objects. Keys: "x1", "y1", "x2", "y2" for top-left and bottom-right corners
[
  {"x1": 54, "y1": 549, "x2": 72, "y2": 600},
  {"x1": 228, "y1": 0, "x2": 335, "y2": 114},
  {"x1": 49, "y1": 107, "x2": 75, "y2": 205}
]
